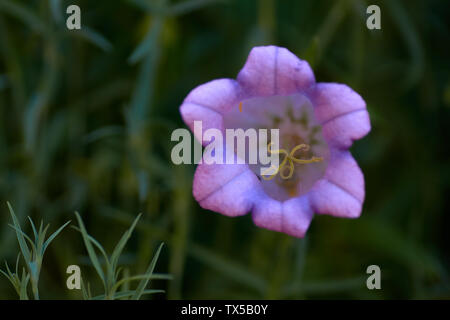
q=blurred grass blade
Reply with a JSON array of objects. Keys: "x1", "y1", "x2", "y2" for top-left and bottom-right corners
[
  {"x1": 128, "y1": 18, "x2": 162, "y2": 65},
  {"x1": 127, "y1": 0, "x2": 166, "y2": 14},
  {"x1": 0, "y1": 268, "x2": 13, "y2": 286},
  {"x1": 72, "y1": 226, "x2": 109, "y2": 264},
  {"x1": 385, "y1": 0, "x2": 424, "y2": 90},
  {"x1": 0, "y1": 73, "x2": 8, "y2": 90},
  {"x1": 188, "y1": 243, "x2": 266, "y2": 294},
  {"x1": 0, "y1": 0, "x2": 49, "y2": 33},
  {"x1": 168, "y1": 0, "x2": 226, "y2": 16},
  {"x1": 68, "y1": 26, "x2": 113, "y2": 52},
  {"x1": 49, "y1": 0, "x2": 63, "y2": 24},
  {"x1": 84, "y1": 126, "x2": 124, "y2": 144},
  {"x1": 303, "y1": 36, "x2": 319, "y2": 69},
  {"x1": 111, "y1": 273, "x2": 169, "y2": 293},
  {"x1": 306, "y1": 0, "x2": 347, "y2": 66},
  {"x1": 0, "y1": 261, "x2": 21, "y2": 296}
]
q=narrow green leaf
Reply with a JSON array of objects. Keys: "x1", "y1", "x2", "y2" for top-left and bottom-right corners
[
  {"x1": 14, "y1": 253, "x2": 21, "y2": 275},
  {"x1": 36, "y1": 224, "x2": 50, "y2": 255},
  {"x1": 110, "y1": 213, "x2": 142, "y2": 272},
  {"x1": 385, "y1": 0, "x2": 424, "y2": 90},
  {"x1": 283, "y1": 276, "x2": 367, "y2": 296},
  {"x1": 4, "y1": 261, "x2": 12, "y2": 277},
  {"x1": 80, "y1": 277, "x2": 91, "y2": 300},
  {"x1": 115, "y1": 267, "x2": 123, "y2": 282},
  {"x1": 168, "y1": 0, "x2": 226, "y2": 16},
  {"x1": 7, "y1": 202, "x2": 31, "y2": 263},
  {"x1": 128, "y1": 21, "x2": 161, "y2": 64},
  {"x1": 71, "y1": 226, "x2": 110, "y2": 265},
  {"x1": 27, "y1": 217, "x2": 38, "y2": 243},
  {"x1": 84, "y1": 126, "x2": 124, "y2": 144},
  {"x1": 74, "y1": 212, "x2": 106, "y2": 286},
  {"x1": 19, "y1": 270, "x2": 30, "y2": 300},
  {"x1": 0, "y1": 269, "x2": 11, "y2": 281},
  {"x1": 131, "y1": 242, "x2": 164, "y2": 300},
  {"x1": 92, "y1": 289, "x2": 164, "y2": 300},
  {"x1": 42, "y1": 220, "x2": 71, "y2": 255}
]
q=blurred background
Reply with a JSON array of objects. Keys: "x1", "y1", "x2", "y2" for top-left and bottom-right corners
[{"x1": 0, "y1": 0, "x2": 449, "y2": 299}]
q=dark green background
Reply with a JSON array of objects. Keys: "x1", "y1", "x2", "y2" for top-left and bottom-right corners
[{"x1": 0, "y1": 0, "x2": 449, "y2": 299}]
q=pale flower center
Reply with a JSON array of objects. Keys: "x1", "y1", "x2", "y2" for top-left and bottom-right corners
[{"x1": 223, "y1": 93, "x2": 329, "y2": 201}]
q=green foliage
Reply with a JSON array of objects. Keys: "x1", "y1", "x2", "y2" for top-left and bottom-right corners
[
  {"x1": 1, "y1": 202, "x2": 70, "y2": 299},
  {"x1": 1, "y1": 204, "x2": 168, "y2": 300},
  {"x1": 0, "y1": 0, "x2": 449, "y2": 299},
  {"x1": 0, "y1": 254, "x2": 30, "y2": 300},
  {"x1": 73, "y1": 211, "x2": 169, "y2": 300}
]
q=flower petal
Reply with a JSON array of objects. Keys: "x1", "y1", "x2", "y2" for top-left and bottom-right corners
[
  {"x1": 180, "y1": 102, "x2": 223, "y2": 142},
  {"x1": 326, "y1": 149, "x2": 365, "y2": 202},
  {"x1": 281, "y1": 197, "x2": 314, "y2": 238},
  {"x1": 252, "y1": 196, "x2": 283, "y2": 233},
  {"x1": 310, "y1": 83, "x2": 371, "y2": 149},
  {"x1": 193, "y1": 162, "x2": 259, "y2": 217},
  {"x1": 180, "y1": 79, "x2": 241, "y2": 143},
  {"x1": 252, "y1": 195, "x2": 314, "y2": 238},
  {"x1": 310, "y1": 150, "x2": 365, "y2": 218},
  {"x1": 237, "y1": 46, "x2": 315, "y2": 97}
]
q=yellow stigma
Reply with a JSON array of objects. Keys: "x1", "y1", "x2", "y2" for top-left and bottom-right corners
[{"x1": 261, "y1": 142, "x2": 323, "y2": 180}]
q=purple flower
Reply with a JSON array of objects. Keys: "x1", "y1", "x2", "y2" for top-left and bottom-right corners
[{"x1": 180, "y1": 46, "x2": 371, "y2": 238}]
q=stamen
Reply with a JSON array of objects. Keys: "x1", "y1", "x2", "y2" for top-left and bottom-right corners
[{"x1": 261, "y1": 142, "x2": 324, "y2": 180}]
